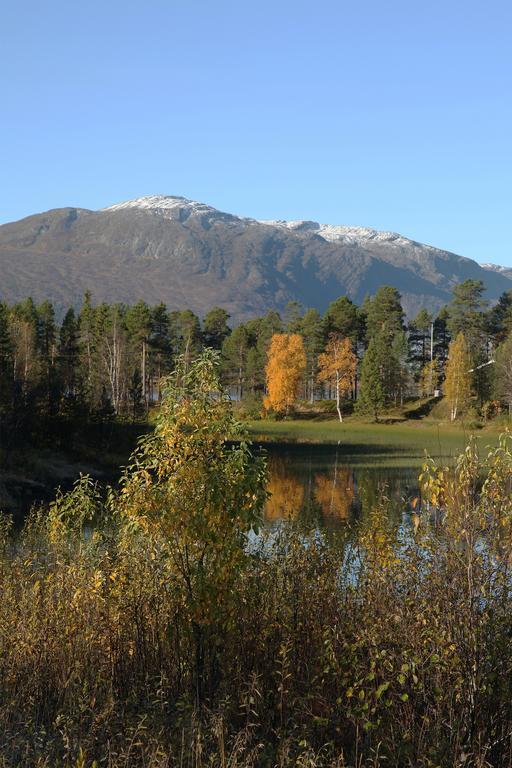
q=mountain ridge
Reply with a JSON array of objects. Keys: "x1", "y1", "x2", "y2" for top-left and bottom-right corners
[{"x1": 0, "y1": 195, "x2": 510, "y2": 321}]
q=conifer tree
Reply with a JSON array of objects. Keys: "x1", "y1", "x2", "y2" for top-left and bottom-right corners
[
  {"x1": 363, "y1": 286, "x2": 404, "y2": 342},
  {"x1": 0, "y1": 302, "x2": 13, "y2": 413},
  {"x1": 58, "y1": 308, "x2": 80, "y2": 401},
  {"x1": 283, "y1": 301, "x2": 303, "y2": 333},
  {"x1": 126, "y1": 300, "x2": 152, "y2": 406},
  {"x1": 203, "y1": 307, "x2": 231, "y2": 349},
  {"x1": 356, "y1": 333, "x2": 389, "y2": 421},
  {"x1": 447, "y1": 280, "x2": 488, "y2": 344},
  {"x1": 221, "y1": 324, "x2": 250, "y2": 400},
  {"x1": 323, "y1": 296, "x2": 360, "y2": 343},
  {"x1": 493, "y1": 334, "x2": 512, "y2": 416},
  {"x1": 408, "y1": 308, "x2": 432, "y2": 374},
  {"x1": 78, "y1": 291, "x2": 96, "y2": 405},
  {"x1": 150, "y1": 303, "x2": 172, "y2": 399},
  {"x1": 169, "y1": 310, "x2": 202, "y2": 371},
  {"x1": 300, "y1": 308, "x2": 324, "y2": 403}
]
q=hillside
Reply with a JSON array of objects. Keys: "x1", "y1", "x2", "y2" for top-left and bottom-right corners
[{"x1": 1, "y1": 195, "x2": 510, "y2": 320}]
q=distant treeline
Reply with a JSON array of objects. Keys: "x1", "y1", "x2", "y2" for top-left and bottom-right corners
[{"x1": 1, "y1": 279, "x2": 512, "y2": 435}]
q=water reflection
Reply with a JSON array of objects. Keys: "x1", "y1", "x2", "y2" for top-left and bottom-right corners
[{"x1": 262, "y1": 445, "x2": 419, "y2": 530}]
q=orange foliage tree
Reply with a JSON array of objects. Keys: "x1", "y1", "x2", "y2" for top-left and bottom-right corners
[
  {"x1": 264, "y1": 333, "x2": 306, "y2": 413},
  {"x1": 317, "y1": 334, "x2": 357, "y2": 422}
]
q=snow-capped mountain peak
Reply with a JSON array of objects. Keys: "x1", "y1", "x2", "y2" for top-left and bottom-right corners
[
  {"x1": 103, "y1": 195, "x2": 421, "y2": 248},
  {"x1": 102, "y1": 194, "x2": 230, "y2": 224}
]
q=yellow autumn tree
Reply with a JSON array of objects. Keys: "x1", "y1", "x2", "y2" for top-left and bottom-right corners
[
  {"x1": 317, "y1": 334, "x2": 357, "y2": 422},
  {"x1": 264, "y1": 333, "x2": 306, "y2": 413},
  {"x1": 418, "y1": 359, "x2": 440, "y2": 398},
  {"x1": 444, "y1": 331, "x2": 472, "y2": 421}
]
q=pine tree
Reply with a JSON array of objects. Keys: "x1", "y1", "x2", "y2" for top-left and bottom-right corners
[
  {"x1": 283, "y1": 301, "x2": 303, "y2": 333},
  {"x1": 493, "y1": 334, "x2": 512, "y2": 416},
  {"x1": 125, "y1": 300, "x2": 152, "y2": 407},
  {"x1": 363, "y1": 286, "x2": 405, "y2": 342},
  {"x1": 408, "y1": 308, "x2": 432, "y2": 375},
  {"x1": 221, "y1": 324, "x2": 250, "y2": 399},
  {"x1": 300, "y1": 308, "x2": 324, "y2": 403},
  {"x1": 169, "y1": 310, "x2": 202, "y2": 370},
  {"x1": 391, "y1": 330, "x2": 410, "y2": 406},
  {"x1": 37, "y1": 300, "x2": 58, "y2": 414},
  {"x1": 433, "y1": 306, "x2": 451, "y2": 371},
  {"x1": 447, "y1": 280, "x2": 488, "y2": 344},
  {"x1": 203, "y1": 307, "x2": 231, "y2": 349},
  {"x1": 488, "y1": 289, "x2": 512, "y2": 344},
  {"x1": 323, "y1": 296, "x2": 360, "y2": 343},
  {"x1": 78, "y1": 291, "x2": 96, "y2": 405},
  {"x1": 150, "y1": 303, "x2": 172, "y2": 400}
]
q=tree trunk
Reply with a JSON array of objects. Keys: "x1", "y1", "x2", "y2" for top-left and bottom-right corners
[{"x1": 335, "y1": 371, "x2": 342, "y2": 422}]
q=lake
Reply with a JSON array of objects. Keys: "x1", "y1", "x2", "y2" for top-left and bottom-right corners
[{"x1": 260, "y1": 443, "x2": 421, "y2": 530}]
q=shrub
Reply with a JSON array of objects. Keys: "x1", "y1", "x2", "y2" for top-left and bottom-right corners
[{"x1": 2, "y1": 360, "x2": 512, "y2": 766}]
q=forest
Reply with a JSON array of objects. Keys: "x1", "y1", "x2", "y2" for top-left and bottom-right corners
[{"x1": 2, "y1": 279, "x2": 512, "y2": 455}]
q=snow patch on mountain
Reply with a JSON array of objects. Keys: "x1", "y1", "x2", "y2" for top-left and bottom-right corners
[
  {"x1": 103, "y1": 195, "x2": 240, "y2": 225},
  {"x1": 258, "y1": 218, "x2": 421, "y2": 247},
  {"x1": 101, "y1": 195, "x2": 477, "y2": 257},
  {"x1": 480, "y1": 262, "x2": 512, "y2": 274}
]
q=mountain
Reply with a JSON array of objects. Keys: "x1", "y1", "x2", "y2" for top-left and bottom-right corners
[{"x1": 1, "y1": 194, "x2": 511, "y2": 321}]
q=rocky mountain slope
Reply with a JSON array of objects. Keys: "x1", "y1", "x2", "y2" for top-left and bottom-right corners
[{"x1": 1, "y1": 194, "x2": 510, "y2": 320}]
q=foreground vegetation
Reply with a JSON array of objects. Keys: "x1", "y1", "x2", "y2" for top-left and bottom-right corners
[{"x1": 2, "y1": 353, "x2": 512, "y2": 767}]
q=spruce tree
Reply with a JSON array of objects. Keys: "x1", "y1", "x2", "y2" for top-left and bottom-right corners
[{"x1": 356, "y1": 334, "x2": 389, "y2": 421}]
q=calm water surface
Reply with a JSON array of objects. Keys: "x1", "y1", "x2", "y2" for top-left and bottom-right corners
[{"x1": 261, "y1": 444, "x2": 420, "y2": 530}]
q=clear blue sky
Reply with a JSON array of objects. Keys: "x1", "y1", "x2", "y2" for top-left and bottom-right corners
[{"x1": 1, "y1": 0, "x2": 511, "y2": 264}]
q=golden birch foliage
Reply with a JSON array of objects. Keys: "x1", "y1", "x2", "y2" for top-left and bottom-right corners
[
  {"x1": 317, "y1": 334, "x2": 357, "y2": 421},
  {"x1": 419, "y1": 359, "x2": 440, "y2": 397},
  {"x1": 444, "y1": 332, "x2": 472, "y2": 421},
  {"x1": 264, "y1": 333, "x2": 306, "y2": 413},
  {"x1": 317, "y1": 335, "x2": 357, "y2": 392}
]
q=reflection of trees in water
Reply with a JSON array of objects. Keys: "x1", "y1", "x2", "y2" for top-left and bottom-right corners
[
  {"x1": 264, "y1": 451, "x2": 418, "y2": 527},
  {"x1": 355, "y1": 468, "x2": 416, "y2": 525},
  {"x1": 265, "y1": 456, "x2": 304, "y2": 520},
  {"x1": 314, "y1": 466, "x2": 354, "y2": 523}
]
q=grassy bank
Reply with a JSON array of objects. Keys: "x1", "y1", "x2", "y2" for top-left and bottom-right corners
[{"x1": 248, "y1": 416, "x2": 504, "y2": 462}]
